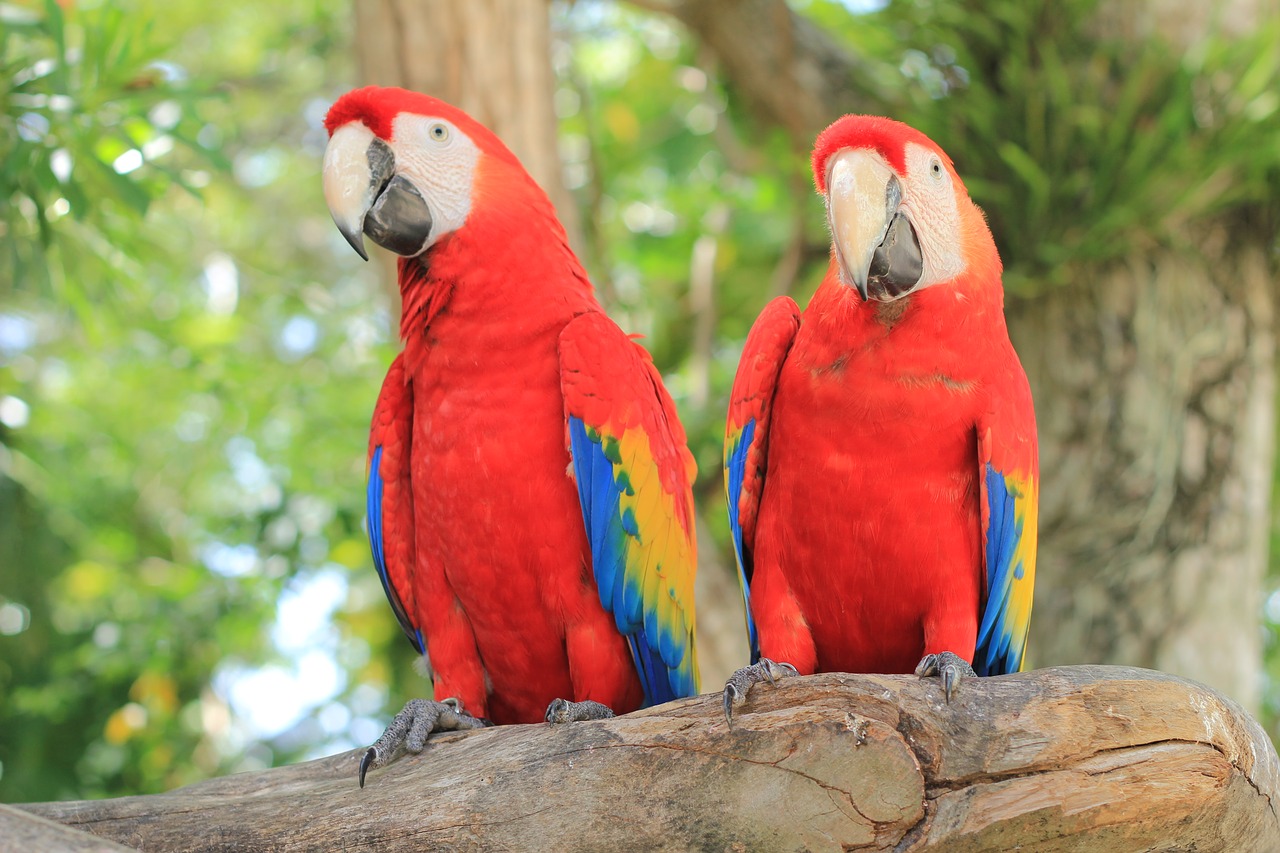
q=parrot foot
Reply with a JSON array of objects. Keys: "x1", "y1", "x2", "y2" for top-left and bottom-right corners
[
  {"x1": 722, "y1": 658, "x2": 799, "y2": 726},
  {"x1": 359, "y1": 697, "x2": 490, "y2": 788},
  {"x1": 914, "y1": 651, "x2": 976, "y2": 703},
  {"x1": 544, "y1": 698, "x2": 616, "y2": 724}
]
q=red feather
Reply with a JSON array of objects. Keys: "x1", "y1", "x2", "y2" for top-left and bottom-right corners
[
  {"x1": 325, "y1": 86, "x2": 522, "y2": 170},
  {"x1": 812, "y1": 114, "x2": 955, "y2": 191}
]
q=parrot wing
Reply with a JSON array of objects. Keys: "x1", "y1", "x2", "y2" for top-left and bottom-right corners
[
  {"x1": 367, "y1": 353, "x2": 424, "y2": 654},
  {"x1": 973, "y1": 369, "x2": 1038, "y2": 677},
  {"x1": 723, "y1": 296, "x2": 801, "y2": 663},
  {"x1": 560, "y1": 311, "x2": 700, "y2": 706}
]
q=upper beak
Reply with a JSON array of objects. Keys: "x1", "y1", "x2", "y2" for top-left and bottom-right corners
[
  {"x1": 322, "y1": 123, "x2": 434, "y2": 260},
  {"x1": 826, "y1": 149, "x2": 922, "y2": 301}
]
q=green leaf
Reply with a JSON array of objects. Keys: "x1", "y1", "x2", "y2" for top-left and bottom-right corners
[
  {"x1": 41, "y1": 0, "x2": 67, "y2": 92},
  {"x1": 88, "y1": 157, "x2": 153, "y2": 217}
]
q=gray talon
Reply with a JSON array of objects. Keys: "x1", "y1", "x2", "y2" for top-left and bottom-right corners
[
  {"x1": 722, "y1": 683, "x2": 740, "y2": 724},
  {"x1": 914, "y1": 651, "x2": 976, "y2": 703},
  {"x1": 358, "y1": 697, "x2": 489, "y2": 788},
  {"x1": 545, "y1": 698, "x2": 615, "y2": 724},
  {"x1": 722, "y1": 658, "x2": 799, "y2": 726}
]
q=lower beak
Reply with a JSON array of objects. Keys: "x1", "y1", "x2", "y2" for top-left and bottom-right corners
[
  {"x1": 826, "y1": 149, "x2": 922, "y2": 301},
  {"x1": 322, "y1": 123, "x2": 434, "y2": 259}
]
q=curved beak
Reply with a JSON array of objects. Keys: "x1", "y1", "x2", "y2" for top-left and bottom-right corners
[
  {"x1": 826, "y1": 149, "x2": 922, "y2": 301},
  {"x1": 322, "y1": 123, "x2": 434, "y2": 260}
]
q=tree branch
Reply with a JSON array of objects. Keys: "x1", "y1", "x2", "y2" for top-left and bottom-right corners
[
  {"x1": 635, "y1": 0, "x2": 867, "y2": 150},
  {"x1": 17, "y1": 667, "x2": 1279, "y2": 851},
  {"x1": 0, "y1": 804, "x2": 135, "y2": 852}
]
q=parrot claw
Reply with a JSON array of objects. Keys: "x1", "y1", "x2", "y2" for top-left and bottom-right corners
[
  {"x1": 544, "y1": 698, "x2": 616, "y2": 724},
  {"x1": 722, "y1": 658, "x2": 799, "y2": 726},
  {"x1": 358, "y1": 697, "x2": 491, "y2": 788},
  {"x1": 914, "y1": 651, "x2": 976, "y2": 703}
]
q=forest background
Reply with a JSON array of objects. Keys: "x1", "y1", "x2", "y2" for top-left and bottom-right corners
[{"x1": 2, "y1": 0, "x2": 1279, "y2": 802}]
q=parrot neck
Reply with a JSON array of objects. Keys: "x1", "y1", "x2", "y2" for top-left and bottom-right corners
[
  {"x1": 806, "y1": 259, "x2": 1007, "y2": 352},
  {"x1": 394, "y1": 177, "x2": 597, "y2": 373}
]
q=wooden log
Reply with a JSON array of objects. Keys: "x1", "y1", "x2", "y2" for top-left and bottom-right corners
[
  {"x1": 17, "y1": 666, "x2": 1280, "y2": 851},
  {"x1": 0, "y1": 803, "x2": 137, "y2": 851}
]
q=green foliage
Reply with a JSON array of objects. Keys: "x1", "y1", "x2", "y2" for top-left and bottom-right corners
[
  {"x1": 0, "y1": 0, "x2": 249, "y2": 801},
  {"x1": 0, "y1": 0, "x2": 425, "y2": 801},
  {"x1": 1, "y1": 0, "x2": 220, "y2": 300},
  {"x1": 861, "y1": 0, "x2": 1280, "y2": 292}
]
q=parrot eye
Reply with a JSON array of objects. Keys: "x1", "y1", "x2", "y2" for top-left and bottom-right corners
[
  {"x1": 930, "y1": 159, "x2": 944, "y2": 179},
  {"x1": 429, "y1": 123, "x2": 449, "y2": 142}
]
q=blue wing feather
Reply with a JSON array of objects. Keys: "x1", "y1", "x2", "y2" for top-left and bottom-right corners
[
  {"x1": 568, "y1": 416, "x2": 680, "y2": 706},
  {"x1": 367, "y1": 445, "x2": 424, "y2": 654},
  {"x1": 725, "y1": 419, "x2": 761, "y2": 663},
  {"x1": 975, "y1": 463, "x2": 1022, "y2": 677}
]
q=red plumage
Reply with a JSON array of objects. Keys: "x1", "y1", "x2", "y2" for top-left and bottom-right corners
[
  {"x1": 341, "y1": 88, "x2": 698, "y2": 725},
  {"x1": 753, "y1": 285, "x2": 992, "y2": 673},
  {"x1": 811, "y1": 115, "x2": 944, "y2": 189},
  {"x1": 727, "y1": 115, "x2": 1037, "y2": 682}
]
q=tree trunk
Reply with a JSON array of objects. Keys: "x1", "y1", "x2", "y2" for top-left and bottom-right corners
[
  {"x1": 352, "y1": 0, "x2": 577, "y2": 235},
  {"x1": 645, "y1": 0, "x2": 1276, "y2": 714},
  {"x1": 1014, "y1": 241, "x2": 1274, "y2": 712},
  {"x1": 18, "y1": 668, "x2": 1280, "y2": 851}
]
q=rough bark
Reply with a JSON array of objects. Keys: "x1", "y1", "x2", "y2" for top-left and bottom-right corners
[
  {"x1": 352, "y1": 0, "x2": 577, "y2": 235},
  {"x1": 0, "y1": 804, "x2": 136, "y2": 852},
  {"x1": 1014, "y1": 241, "x2": 1275, "y2": 711},
  {"x1": 17, "y1": 668, "x2": 1280, "y2": 851},
  {"x1": 640, "y1": 0, "x2": 1277, "y2": 714}
]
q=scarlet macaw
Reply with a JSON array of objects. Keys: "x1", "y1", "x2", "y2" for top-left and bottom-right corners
[
  {"x1": 322, "y1": 87, "x2": 699, "y2": 784},
  {"x1": 722, "y1": 115, "x2": 1037, "y2": 720}
]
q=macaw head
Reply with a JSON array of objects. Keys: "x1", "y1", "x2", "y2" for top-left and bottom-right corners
[
  {"x1": 322, "y1": 86, "x2": 524, "y2": 260},
  {"x1": 811, "y1": 115, "x2": 998, "y2": 302}
]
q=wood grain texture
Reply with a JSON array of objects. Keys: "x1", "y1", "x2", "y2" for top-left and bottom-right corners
[
  {"x1": 0, "y1": 803, "x2": 136, "y2": 852},
  {"x1": 18, "y1": 667, "x2": 1280, "y2": 852}
]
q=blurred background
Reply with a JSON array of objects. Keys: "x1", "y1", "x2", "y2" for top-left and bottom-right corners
[{"x1": 2, "y1": 0, "x2": 1279, "y2": 802}]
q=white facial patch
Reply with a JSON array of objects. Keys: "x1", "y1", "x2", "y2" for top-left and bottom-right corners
[
  {"x1": 389, "y1": 113, "x2": 482, "y2": 249},
  {"x1": 900, "y1": 142, "x2": 965, "y2": 289}
]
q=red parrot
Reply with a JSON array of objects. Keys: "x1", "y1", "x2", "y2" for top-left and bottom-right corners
[
  {"x1": 722, "y1": 115, "x2": 1037, "y2": 719},
  {"x1": 321, "y1": 87, "x2": 699, "y2": 784}
]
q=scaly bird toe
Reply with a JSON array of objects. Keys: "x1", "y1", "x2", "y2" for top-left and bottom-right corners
[
  {"x1": 544, "y1": 698, "x2": 616, "y2": 724},
  {"x1": 914, "y1": 651, "x2": 977, "y2": 703},
  {"x1": 359, "y1": 697, "x2": 490, "y2": 788},
  {"x1": 722, "y1": 658, "x2": 798, "y2": 726}
]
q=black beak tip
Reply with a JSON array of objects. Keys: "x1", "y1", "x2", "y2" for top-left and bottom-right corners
[
  {"x1": 852, "y1": 276, "x2": 869, "y2": 301},
  {"x1": 344, "y1": 229, "x2": 370, "y2": 262}
]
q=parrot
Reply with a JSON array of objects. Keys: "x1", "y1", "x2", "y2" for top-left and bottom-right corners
[
  {"x1": 321, "y1": 87, "x2": 700, "y2": 785},
  {"x1": 721, "y1": 115, "x2": 1037, "y2": 721}
]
